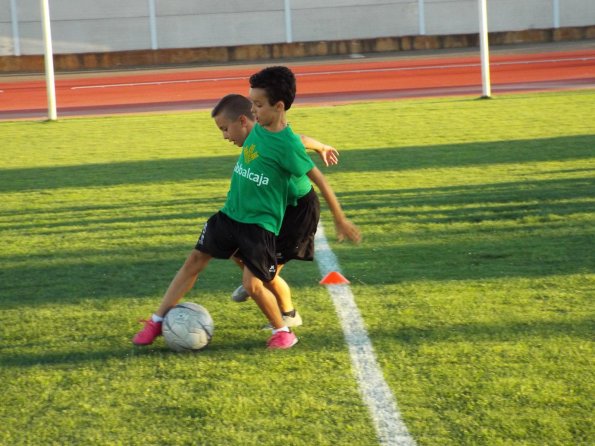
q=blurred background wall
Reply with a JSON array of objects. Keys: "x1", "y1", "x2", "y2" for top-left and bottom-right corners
[{"x1": 1, "y1": 0, "x2": 594, "y2": 56}]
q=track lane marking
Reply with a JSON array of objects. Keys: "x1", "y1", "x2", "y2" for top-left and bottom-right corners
[{"x1": 69, "y1": 56, "x2": 595, "y2": 90}]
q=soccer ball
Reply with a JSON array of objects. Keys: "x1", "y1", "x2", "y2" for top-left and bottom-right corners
[{"x1": 162, "y1": 302, "x2": 214, "y2": 352}]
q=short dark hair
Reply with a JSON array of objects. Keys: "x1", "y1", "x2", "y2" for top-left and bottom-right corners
[
  {"x1": 211, "y1": 94, "x2": 254, "y2": 120},
  {"x1": 249, "y1": 66, "x2": 296, "y2": 110}
]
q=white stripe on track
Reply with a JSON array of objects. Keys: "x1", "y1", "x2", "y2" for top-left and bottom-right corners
[
  {"x1": 69, "y1": 56, "x2": 595, "y2": 90},
  {"x1": 315, "y1": 223, "x2": 416, "y2": 446}
]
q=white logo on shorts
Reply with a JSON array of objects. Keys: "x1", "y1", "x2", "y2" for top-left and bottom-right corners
[{"x1": 198, "y1": 222, "x2": 208, "y2": 246}]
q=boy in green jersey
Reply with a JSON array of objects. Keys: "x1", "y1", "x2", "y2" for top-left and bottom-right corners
[
  {"x1": 133, "y1": 66, "x2": 358, "y2": 349},
  {"x1": 211, "y1": 93, "x2": 360, "y2": 328}
]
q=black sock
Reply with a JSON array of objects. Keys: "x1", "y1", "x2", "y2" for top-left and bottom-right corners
[{"x1": 283, "y1": 309, "x2": 296, "y2": 318}]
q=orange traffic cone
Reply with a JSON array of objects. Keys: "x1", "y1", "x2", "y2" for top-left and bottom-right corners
[{"x1": 319, "y1": 271, "x2": 350, "y2": 285}]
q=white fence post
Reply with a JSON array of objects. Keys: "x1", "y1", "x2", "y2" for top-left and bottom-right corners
[
  {"x1": 284, "y1": 0, "x2": 293, "y2": 43},
  {"x1": 148, "y1": 0, "x2": 158, "y2": 50},
  {"x1": 478, "y1": 0, "x2": 491, "y2": 98},
  {"x1": 10, "y1": 0, "x2": 21, "y2": 56},
  {"x1": 553, "y1": 0, "x2": 560, "y2": 28},
  {"x1": 41, "y1": 0, "x2": 57, "y2": 121},
  {"x1": 147, "y1": 0, "x2": 157, "y2": 50},
  {"x1": 418, "y1": 0, "x2": 426, "y2": 35}
]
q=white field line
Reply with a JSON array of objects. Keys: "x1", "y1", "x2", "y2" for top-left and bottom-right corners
[
  {"x1": 314, "y1": 223, "x2": 416, "y2": 446},
  {"x1": 70, "y1": 56, "x2": 595, "y2": 90}
]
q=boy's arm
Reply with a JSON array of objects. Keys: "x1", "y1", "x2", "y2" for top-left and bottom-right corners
[
  {"x1": 300, "y1": 134, "x2": 339, "y2": 167},
  {"x1": 306, "y1": 166, "x2": 361, "y2": 243}
]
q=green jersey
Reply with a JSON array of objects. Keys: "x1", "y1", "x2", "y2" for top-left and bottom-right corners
[
  {"x1": 288, "y1": 173, "x2": 314, "y2": 206},
  {"x1": 221, "y1": 123, "x2": 315, "y2": 235}
]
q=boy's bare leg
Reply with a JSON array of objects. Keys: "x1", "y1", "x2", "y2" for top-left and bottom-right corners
[
  {"x1": 242, "y1": 268, "x2": 285, "y2": 329},
  {"x1": 263, "y1": 264, "x2": 294, "y2": 313},
  {"x1": 133, "y1": 249, "x2": 212, "y2": 345},
  {"x1": 243, "y1": 267, "x2": 298, "y2": 348},
  {"x1": 155, "y1": 249, "x2": 212, "y2": 317},
  {"x1": 232, "y1": 258, "x2": 298, "y2": 321}
]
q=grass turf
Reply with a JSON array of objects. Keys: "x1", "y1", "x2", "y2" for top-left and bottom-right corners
[{"x1": 1, "y1": 90, "x2": 594, "y2": 445}]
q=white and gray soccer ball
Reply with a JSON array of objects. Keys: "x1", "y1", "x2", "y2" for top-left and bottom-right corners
[{"x1": 163, "y1": 302, "x2": 214, "y2": 352}]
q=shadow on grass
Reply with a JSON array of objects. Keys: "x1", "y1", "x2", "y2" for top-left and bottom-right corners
[
  {"x1": 0, "y1": 346, "x2": 160, "y2": 368},
  {"x1": 0, "y1": 155, "x2": 236, "y2": 193},
  {"x1": 0, "y1": 335, "x2": 271, "y2": 368},
  {"x1": 0, "y1": 195, "x2": 224, "y2": 231},
  {"x1": 337, "y1": 175, "x2": 595, "y2": 222},
  {"x1": 333, "y1": 174, "x2": 594, "y2": 284},
  {"x1": 1, "y1": 135, "x2": 593, "y2": 306},
  {"x1": 0, "y1": 225, "x2": 591, "y2": 306},
  {"x1": 1, "y1": 135, "x2": 593, "y2": 193},
  {"x1": 333, "y1": 134, "x2": 595, "y2": 173},
  {"x1": 333, "y1": 229, "x2": 594, "y2": 285},
  {"x1": 0, "y1": 251, "x2": 245, "y2": 307},
  {"x1": 3, "y1": 316, "x2": 591, "y2": 368},
  {"x1": 2, "y1": 135, "x2": 592, "y2": 371},
  {"x1": 377, "y1": 317, "x2": 595, "y2": 345},
  {"x1": 1, "y1": 176, "x2": 593, "y2": 303}
]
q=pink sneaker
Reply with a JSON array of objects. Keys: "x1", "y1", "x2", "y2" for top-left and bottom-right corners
[
  {"x1": 132, "y1": 319, "x2": 162, "y2": 345},
  {"x1": 267, "y1": 330, "x2": 298, "y2": 350}
]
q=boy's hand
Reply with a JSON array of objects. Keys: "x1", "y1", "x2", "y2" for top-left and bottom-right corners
[
  {"x1": 317, "y1": 145, "x2": 339, "y2": 167},
  {"x1": 335, "y1": 219, "x2": 361, "y2": 244}
]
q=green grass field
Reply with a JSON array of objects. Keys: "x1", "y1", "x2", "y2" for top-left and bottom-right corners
[{"x1": 1, "y1": 90, "x2": 594, "y2": 445}]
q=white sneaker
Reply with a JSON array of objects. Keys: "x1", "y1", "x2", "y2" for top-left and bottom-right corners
[
  {"x1": 261, "y1": 311, "x2": 303, "y2": 330},
  {"x1": 231, "y1": 285, "x2": 250, "y2": 302}
]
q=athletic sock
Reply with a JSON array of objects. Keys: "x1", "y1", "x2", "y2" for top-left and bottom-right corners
[
  {"x1": 272, "y1": 326, "x2": 290, "y2": 334},
  {"x1": 282, "y1": 309, "x2": 296, "y2": 318},
  {"x1": 151, "y1": 314, "x2": 164, "y2": 323}
]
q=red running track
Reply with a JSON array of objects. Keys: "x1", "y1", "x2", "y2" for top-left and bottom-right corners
[{"x1": 1, "y1": 47, "x2": 594, "y2": 120}]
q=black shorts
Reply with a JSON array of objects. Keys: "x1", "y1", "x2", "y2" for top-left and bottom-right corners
[
  {"x1": 195, "y1": 211, "x2": 277, "y2": 282},
  {"x1": 276, "y1": 187, "x2": 320, "y2": 264}
]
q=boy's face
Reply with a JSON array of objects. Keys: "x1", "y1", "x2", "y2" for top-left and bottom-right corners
[
  {"x1": 213, "y1": 113, "x2": 252, "y2": 147},
  {"x1": 249, "y1": 87, "x2": 283, "y2": 128}
]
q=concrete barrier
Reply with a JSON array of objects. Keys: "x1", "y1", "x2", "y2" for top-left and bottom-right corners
[{"x1": 0, "y1": 26, "x2": 593, "y2": 73}]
